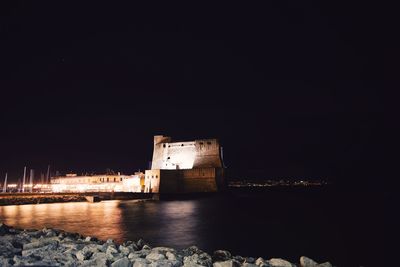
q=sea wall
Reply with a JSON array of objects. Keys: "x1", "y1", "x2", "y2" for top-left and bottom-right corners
[
  {"x1": 0, "y1": 193, "x2": 153, "y2": 206},
  {"x1": 0, "y1": 223, "x2": 334, "y2": 267}
]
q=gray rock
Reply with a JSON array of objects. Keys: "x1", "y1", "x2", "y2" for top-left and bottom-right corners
[
  {"x1": 268, "y1": 258, "x2": 295, "y2": 267},
  {"x1": 316, "y1": 263, "x2": 333, "y2": 267},
  {"x1": 120, "y1": 245, "x2": 132, "y2": 256},
  {"x1": 243, "y1": 264, "x2": 258, "y2": 267},
  {"x1": 0, "y1": 256, "x2": 14, "y2": 267},
  {"x1": 106, "y1": 245, "x2": 119, "y2": 254},
  {"x1": 23, "y1": 239, "x2": 58, "y2": 250},
  {"x1": 300, "y1": 256, "x2": 318, "y2": 267},
  {"x1": 255, "y1": 257, "x2": 265, "y2": 266},
  {"x1": 143, "y1": 244, "x2": 152, "y2": 250},
  {"x1": 76, "y1": 247, "x2": 93, "y2": 261},
  {"x1": 13, "y1": 255, "x2": 59, "y2": 266},
  {"x1": 245, "y1": 257, "x2": 255, "y2": 264},
  {"x1": 112, "y1": 256, "x2": 133, "y2": 267},
  {"x1": 152, "y1": 246, "x2": 176, "y2": 254},
  {"x1": 60, "y1": 240, "x2": 85, "y2": 250},
  {"x1": 182, "y1": 246, "x2": 202, "y2": 256},
  {"x1": 146, "y1": 252, "x2": 166, "y2": 261},
  {"x1": 213, "y1": 250, "x2": 232, "y2": 262},
  {"x1": 90, "y1": 252, "x2": 109, "y2": 266},
  {"x1": 183, "y1": 252, "x2": 212, "y2": 267},
  {"x1": 129, "y1": 249, "x2": 151, "y2": 259},
  {"x1": 166, "y1": 251, "x2": 177, "y2": 261},
  {"x1": 22, "y1": 242, "x2": 59, "y2": 259},
  {"x1": 133, "y1": 258, "x2": 150, "y2": 267},
  {"x1": 85, "y1": 236, "x2": 94, "y2": 242},
  {"x1": 149, "y1": 259, "x2": 180, "y2": 267},
  {"x1": 232, "y1": 256, "x2": 245, "y2": 264},
  {"x1": 213, "y1": 259, "x2": 241, "y2": 267}
]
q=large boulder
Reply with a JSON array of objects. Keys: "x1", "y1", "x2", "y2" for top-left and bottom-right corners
[
  {"x1": 166, "y1": 251, "x2": 177, "y2": 261},
  {"x1": 146, "y1": 252, "x2": 166, "y2": 261},
  {"x1": 268, "y1": 258, "x2": 295, "y2": 267},
  {"x1": 316, "y1": 263, "x2": 333, "y2": 267},
  {"x1": 213, "y1": 250, "x2": 232, "y2": 262},
  {"x1": 300, "y1": 256, "x2": 318, "y2": 267}
]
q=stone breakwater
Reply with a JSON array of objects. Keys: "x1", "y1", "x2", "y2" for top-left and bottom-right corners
[{"x1": 0, "y1": 223, "x2": 334, "y2": 267}]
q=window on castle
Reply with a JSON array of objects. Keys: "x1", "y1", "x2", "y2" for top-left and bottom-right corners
[
  {"x1": 163, "y1": 144, "x2": 166, "y2": 148},
  {"x1": 207, "y1": 141, "x2": 212, "y2": 145},
  {"x1": 199, "y1": 142, "x2": 203, "y2": 145}
]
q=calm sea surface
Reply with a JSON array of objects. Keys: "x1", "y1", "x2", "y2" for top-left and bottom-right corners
[{"x1": 0, "y1": 187, "x2": 392, "y2": 267}]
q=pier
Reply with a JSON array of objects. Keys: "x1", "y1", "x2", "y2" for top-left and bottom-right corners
[{"x1": 0, "y1": 192, "x2": 154, "y2": 206}]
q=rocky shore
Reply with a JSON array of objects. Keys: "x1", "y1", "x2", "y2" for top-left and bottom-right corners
[{"x1": 0, "y1": 223, "x2": 334, "y2": 267}]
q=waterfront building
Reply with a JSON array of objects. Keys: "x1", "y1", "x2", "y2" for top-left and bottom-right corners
[
  {"x1": 50, "y1": 172, "x2": 144, "y2": 192},
  {"x1": 144, "y1": 135, "x2": 226, "y2": 193}
]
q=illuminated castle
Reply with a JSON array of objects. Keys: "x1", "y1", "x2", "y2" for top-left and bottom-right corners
[{"x1": 144, "y1": 135, "x2": 225, "y2": 193}]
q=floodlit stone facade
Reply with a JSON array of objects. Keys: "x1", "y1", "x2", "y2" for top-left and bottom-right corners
[
  {"x1": 145, "y1": 135, "x2": 225, "y2": 193},
  {"x1": 50, "y1": 172, "x2": 145, "y2": 192}
]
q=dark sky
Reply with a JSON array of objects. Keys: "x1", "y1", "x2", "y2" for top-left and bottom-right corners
[{"x1": 0, "y1": 2, "x2": 394, "y2": 186}]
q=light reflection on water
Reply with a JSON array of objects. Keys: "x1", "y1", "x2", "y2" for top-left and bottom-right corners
[
  {"x1": 0, "y1": 201, "x2": 125, "y2": 242},
  {"x1": 0, "y1": 200, "x2": 200, "y2": 247}
]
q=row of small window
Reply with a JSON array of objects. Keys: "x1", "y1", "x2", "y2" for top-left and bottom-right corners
[
  {"x1": 99, "y1": 177, "x2": 123, "y2": 182},
  {"x1": 199, "y1": 141, "x2": 213, "y2": 145},
  {"x1": 162, "y1": 142, "x2": 212, "y2": 148},
  {"x1": 62, "y1": 177, "x2": 123, "y2": 183},
  {"x1": 146, "y1": 175, "x2": 158, "y2": 179}
]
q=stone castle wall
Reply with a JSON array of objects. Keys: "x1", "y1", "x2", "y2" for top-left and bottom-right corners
[{"x1": 151, "y1": 136, "x2": 223, "y2": 170}]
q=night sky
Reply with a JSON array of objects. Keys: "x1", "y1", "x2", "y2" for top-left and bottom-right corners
[{"x1": 0, "y1": 2, "x2": 394, "y2": 187}]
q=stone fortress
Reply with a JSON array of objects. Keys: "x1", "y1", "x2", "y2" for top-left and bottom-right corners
[
  {"x1": 47, "y1": 135, "x2": 225, "y2": 194},
  {"x1": 144, "y1": 135, "x2": 226, "y2": 194}
]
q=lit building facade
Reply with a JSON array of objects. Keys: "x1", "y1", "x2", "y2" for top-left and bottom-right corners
[
  {"x1": 50, "y1": 172, "x2": 144, "y2": 193},
  {"x1": 145, "y1": 135, "x2": 225, "y2": 193}
]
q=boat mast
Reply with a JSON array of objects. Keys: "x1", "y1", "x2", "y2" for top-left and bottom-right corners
[
  {"x1": 46, "y1": 165, "x2": 50, "y2": 184},
  {"x1": 2, "y1": 173, "x2": 7, "y2": 193},
  {"x1": 22, "y1": 166, "x2": 26, "y2": 193},
  {"x1": 29, "y1": 169, "x2": 34, "y2": 193}
]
